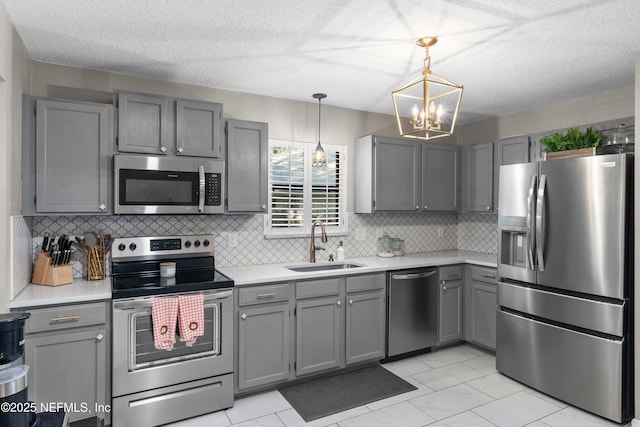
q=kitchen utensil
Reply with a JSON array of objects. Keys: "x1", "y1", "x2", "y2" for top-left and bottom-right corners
[{"x1": 84, "y1": 231, "x2": 97, "y2": 248}]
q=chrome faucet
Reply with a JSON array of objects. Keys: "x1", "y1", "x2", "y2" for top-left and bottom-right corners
[{"x1": 309, "y1": 221, "x2": 328, "y2": 263}]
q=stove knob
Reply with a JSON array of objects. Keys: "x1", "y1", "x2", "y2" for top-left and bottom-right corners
[
  {"x1": 203, "y1": 239, "x2": 210, "y2": 247},
  {"x1": 184, "y1": 240, "x2": 191, "y2": 248},
  {"x1": 194, "y1": 240, "x2": 201, "y2": 248},
  {"x1": 129, "y1": 243, "x2": 137, "y2": 251},
  {"x1": 118, "y1": 243, "x2": 126, "y2": 251}
]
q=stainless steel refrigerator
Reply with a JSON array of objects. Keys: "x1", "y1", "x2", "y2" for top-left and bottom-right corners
[{"x1": 496, "y1": 153, "x2": 634, "y2": 423}]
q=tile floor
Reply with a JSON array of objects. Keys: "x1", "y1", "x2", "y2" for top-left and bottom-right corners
[{"x1": 169, "y1": 344, "x2": 630, "y2": 427}]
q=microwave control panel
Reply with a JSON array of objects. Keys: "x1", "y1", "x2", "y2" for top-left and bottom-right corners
[{"x1": 205, "y1": 173, "x2": 222, "y2": 206}]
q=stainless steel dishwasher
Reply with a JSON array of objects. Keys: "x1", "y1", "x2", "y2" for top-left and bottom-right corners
[{"x1": 386, "y1": 268, "x2": 439, "y2": 357}]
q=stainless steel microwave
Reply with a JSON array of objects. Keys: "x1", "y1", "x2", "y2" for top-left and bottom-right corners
[{"x1": 114, "y1": 154, "x2": 224, "y2": 214}]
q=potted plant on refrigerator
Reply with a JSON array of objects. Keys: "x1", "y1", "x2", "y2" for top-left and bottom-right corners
[{"x1": 540, "y1": 126, "x2": 603, "y2": 160}]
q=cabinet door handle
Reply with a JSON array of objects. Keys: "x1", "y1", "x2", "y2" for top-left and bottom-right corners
[
  {"x1": 348, "y1": 299, "x2": 354, "y2": 305},
  {"x1": 261, "y1": 204, "x2": 266, "y2": 210},
  {"x1": 424, "y1": 205, "x2": 428, "y2": 210},
  {"x1": 96, "y1": 333, "x2": 104, "y2": 342},
  {"x1": 486, "y1": 206, "x2": 491, "y2": 210},
  {"x1": 160, "y1": 146, "x2": 167, "y2": 153},
  {"x1": 336, "y1": 300, "x2": 341, "y2": 307},
  {"x1": 241, "y1": 313, "x2": 247, "y2": 320},
  {"x1": 482, "y1": 273, "x2": 497, "y2": 279},
  {"x1": 415, "y1": 206, "x2": 420, "y2": 210},
  {"x1": 50, "y1": 315, "x2": 80, "y2": 322},
  {"x1": 256, "y1": 293, "x2": 275, "y2": 300},
  {"x1": 99, "y1": 204, "x2": 106, "y2": 211},
  {"x1": 177, "y1": 147, "x2": 184, "y2": 153}
]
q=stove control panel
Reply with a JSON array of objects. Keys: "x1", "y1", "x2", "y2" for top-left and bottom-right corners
[{"x1": 111, "y1": 235, "x2": 215, "y2": 261}]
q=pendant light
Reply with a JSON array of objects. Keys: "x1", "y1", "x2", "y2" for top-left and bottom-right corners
[
  {"x1": 312, "y1": 93, "x2": 327, "y2": 168},
  {"x1": 392, "y1": 37, "x2": 463, "y2": 140}
]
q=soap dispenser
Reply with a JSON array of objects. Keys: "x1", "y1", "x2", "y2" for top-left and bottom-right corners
[{"x1": 337, "y1": 241, "x2": 345, "y2": 261}]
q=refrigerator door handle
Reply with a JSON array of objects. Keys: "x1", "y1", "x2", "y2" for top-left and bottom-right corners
[
  {"x1": 526, "y1": 175, "x2": 537, "y2": 270},
  {"x1": 536, "y1": 174, "x2": 547, "y2": 271}
]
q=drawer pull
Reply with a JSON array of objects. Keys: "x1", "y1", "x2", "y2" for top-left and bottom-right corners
[
  {"x1": 50, "y1": 315, "x2": 80, "y2": 322},
  {"x1": 241, "y1": 313, "x2": 247, "y2": 320},
  {"x1": 256, "y1": 293, "x2": 276, "y2": 300},
  {"x1": 96, "y1": 333, "x2": 104, "y2": 342},
  {"x1": 482, "y1": 273, "x2": 497, "y2": 279},
  {"x1": 348, "y1": 299, "x2": 354, "y2": 305}
]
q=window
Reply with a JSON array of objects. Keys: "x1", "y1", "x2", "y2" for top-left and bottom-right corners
[{"x1": 265, "y1": 139, "x2": 348, "y2": 237}]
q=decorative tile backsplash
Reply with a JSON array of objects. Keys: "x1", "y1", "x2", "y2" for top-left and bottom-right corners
[
  {"x1": 12, "y1": 216, "x2": 33, "y2": 298},
  {"x1": 28, "y1": 211, "x2": 497, "y2": 276}
]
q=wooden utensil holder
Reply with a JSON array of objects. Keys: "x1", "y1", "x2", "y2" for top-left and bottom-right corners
[
  {"x1": 86, "y1": 245, "x2": 106, "y2": 280},
  {"x1": 31, "y1": 252, "x2": 73, "y2": 286}
]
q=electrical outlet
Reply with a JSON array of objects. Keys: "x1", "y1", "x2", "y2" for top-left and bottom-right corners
[
  {"x1": 355, "y1": 228, "x2": 367, "y2": 241},
  {"x1": 227, "y1": 232, "x2": 238, "y2": 248},
  {"x1": 437, "y1": 226, "x2": 443, "y2": 238}
]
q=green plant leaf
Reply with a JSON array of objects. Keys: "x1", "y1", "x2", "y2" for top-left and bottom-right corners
[{"x1": 540, "y1": 126, "x2": 602, "y2": 152}]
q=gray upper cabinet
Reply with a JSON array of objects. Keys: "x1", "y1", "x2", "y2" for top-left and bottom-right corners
[
  {"x1": 494, "y1": 136, "x2": 530, "y2": 209},
  {"x1": 422, "y1": 143, "x2": 460, "y2": 212},
  {"x1": 117, "y1": 92, "x2": 222, "y2": 158},
  {"x1": 117, "y1": 92, "x2": 171, "y2": 155},
  {"x1": 176, "y1": 99, "x2": 223, "y2": 157},
  {"x1": 226, "y1": 120, "x2": 268, "y2": 213},
  {"x1": 463, "y1": 142, "x2": 494, "y2": 212},
  {"x1": 355, "y1": 135, "x2": 459, "y2": 213},
  {"x1": 22, "y1": 97, "x2": 112, "y2": 215}
]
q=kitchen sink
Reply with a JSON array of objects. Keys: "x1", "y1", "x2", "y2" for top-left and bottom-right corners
[{"x1": 285, "y1": 262, "x2": 364, "y2": 273}]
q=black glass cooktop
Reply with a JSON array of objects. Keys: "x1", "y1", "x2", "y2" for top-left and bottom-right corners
[{"x1": 112, "y1": 269, "x2": 233, "y2": 299}]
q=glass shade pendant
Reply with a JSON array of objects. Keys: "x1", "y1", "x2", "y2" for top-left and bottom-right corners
[{"x1": 312, "y1": 93, "x2": 327, "y2": 168}]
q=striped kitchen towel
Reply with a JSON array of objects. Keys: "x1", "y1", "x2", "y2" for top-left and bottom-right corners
[
  {"x1": 152, "y1": 296, "x2": 179, "y2": 350},
  {"x1": 178, "y1": 294, "x2": 205, "y2": 347}
]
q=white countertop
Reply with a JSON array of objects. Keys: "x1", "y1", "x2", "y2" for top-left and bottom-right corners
[
  {"x1": 218, "y1": 250, "x2": 497, "y2": 286},
  {"x1": 10, "y1": 278, "x2": 112, "y2": 309},
  {"x1": 10, "y1": 251, "x2": 497, "y2": 308}
]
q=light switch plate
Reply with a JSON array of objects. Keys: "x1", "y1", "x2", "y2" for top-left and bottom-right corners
[
  {"x1": 437, "y1": 226, "x2": 443, "y2": 238},
  {"x1": 355, "y1": 228, "x2": 367, "y2": 241}
]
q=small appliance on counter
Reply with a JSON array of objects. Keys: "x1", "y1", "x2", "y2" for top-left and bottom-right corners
[
  {"x1": 0, "y1": 312, "x2": 34, "y2": 427},
  {"x1": 377, "y1": 233, "x2": 404, "y2": 257}
]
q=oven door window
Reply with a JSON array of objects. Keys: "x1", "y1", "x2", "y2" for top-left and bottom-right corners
[
  {"x1": 129, "y1": 304, "x2": 219, "y2": 371},
  {"x1": 119, "y1": 169, "x2": 199, "y2": 206}
]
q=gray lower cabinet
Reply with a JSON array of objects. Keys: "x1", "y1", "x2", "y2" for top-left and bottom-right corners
[
  {"x1": 465, "y1": 265, "x2": 498, "y2": 350},
  {"x1": 225, "y1": 120, "x2": 268, "y2": 213},
  {"x1": 463, "y1": 142, "x2": 494, "y2": 212},
  {"x1": 296, "y1": 295, "x2": 343, "y2": 376},
  {"x1": 237, "y1": 303, "x2": 290, "y2": 390},
  {"x1": 235, "y1": 283, "x2": 292, "y2": 392},
  {"x1": 22, "y1": 97, "x2": 112, "y2": 215},
  {"x1": 438, "y1": 265, "x2": 463, "y2": 345},
  {"x1": 345, "y1": 274, "x2": 386, "y2": 364},
  {"x1": 22, "y1": 302, "x2": 110, "y2": 425}
]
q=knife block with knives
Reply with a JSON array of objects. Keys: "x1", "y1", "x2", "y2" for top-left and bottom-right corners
[{"x1": 31, "y1": 233, "x2": 74, "y2": 286}]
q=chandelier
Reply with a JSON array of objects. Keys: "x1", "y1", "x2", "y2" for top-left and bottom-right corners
[{"x1": 392, "y1": 37, "x2": 463, "y2": 140}]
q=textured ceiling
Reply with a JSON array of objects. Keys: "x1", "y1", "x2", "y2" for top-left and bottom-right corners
[{"x1": 2, "y1": 0, "x2": 640, "y2": 124}]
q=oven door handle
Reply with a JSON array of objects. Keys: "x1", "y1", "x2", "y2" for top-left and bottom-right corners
[
  {"x1": 113, "y1": 289, "x2": 232, "y2": 310},
  {"x1": 198, "y1": 165, "x2": 206, "y2": 213}
]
